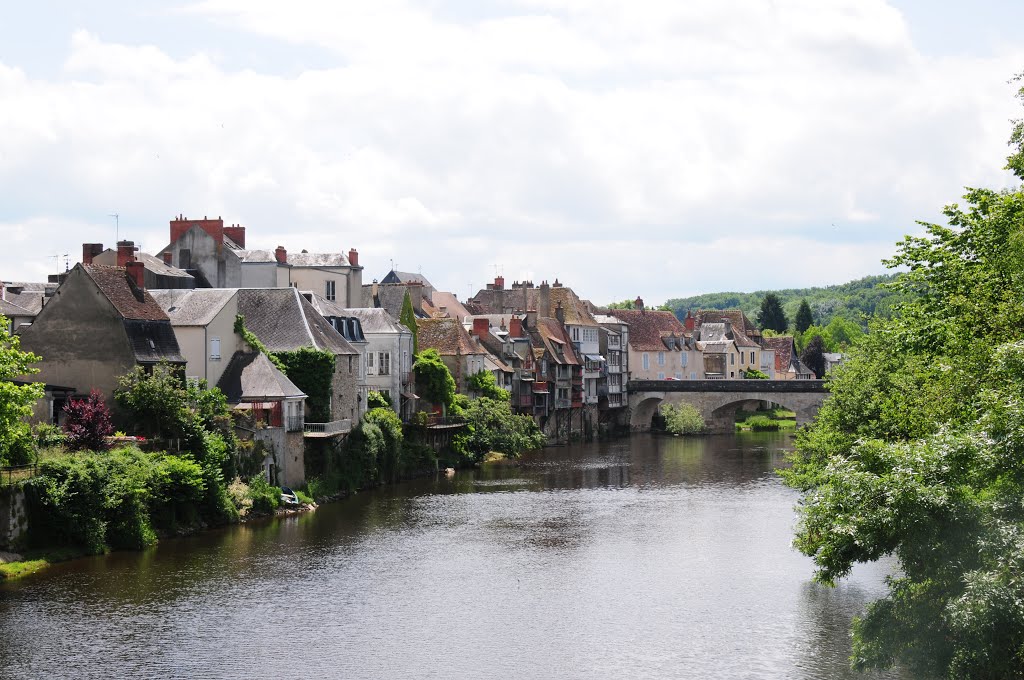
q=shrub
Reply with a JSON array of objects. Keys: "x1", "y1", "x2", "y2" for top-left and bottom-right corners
[
  {"x1": 246, "y1": 474, "x2": 280, "y2": 515},
  {"x1": 227, "y1": 477, "x2": 253, "y2": 516},
  {"x1": 62, "y1": 389, "x2": 114, "y2": 451},
  {"x1": 452, "y1": 397, "x2": 545, "y2": 462},
  {"x1": 362, "y1": 408, "x2": 404, "y2": 482},
  {"x1": 33, "y1": 423, "x2": 65, "y2": 448},
  {"x1": 746, "y1": 415, "x2": 781, "y2": 431},
  {"x1": 660, "y1": 403, "x2": 705, "y2": 435},
  {"x1": 743, "y1": 368, "x2": 769, "y2": 380},
  {"x1": 366, "y1": 391, "x2": 392, "y2": 410}
]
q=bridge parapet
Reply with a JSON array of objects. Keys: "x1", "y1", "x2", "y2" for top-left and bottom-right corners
[{"x1": 627, "y1": 379, "x2": 827, "y2": 394}]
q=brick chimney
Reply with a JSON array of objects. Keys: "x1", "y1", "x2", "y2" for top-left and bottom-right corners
[
  {"x1": 472, "y1": 317, "x2": 490, "y2": 338},
  {"x1": 555, "y1": 301, "x2": 565, "y2": 324},
  {"x1": 223, "y1": 223, "x2": 246, "y2": 248},
  {"x1": 170, "y1": 215, "x2": 225, "y2": 246},
  {"x1": 126, "y1": 261, "x2": 145, "y2": 290},
  {"x1": 634, "y1": 296, "x2": 644, "y2": 311},
  {"x1": 82, "y1": 243, "x2": 104, "y2": 265},
  {"x1": 539, "y1": 281, "x2": 551, "y2": 319},
  {"x1": 117, "y1": 240, "x2": 137, "y2": 267},
  {"x1": 348, "y1": 248, "x2": 359, "y2": 267},
  {"x1": 161, "y1": 251, "x2": 173, "y2": 266},
  {"x1": 685, "y1": 310, "x2": 695, "y2": 332},
  {"x1": 275, "y1": 246, "x2": 287, "y2": 264},
  {"x1": 494, "y1": 276, "x2": 504, "y2": 290},
  {"x1": 509, "y1": 316, "x2": 523, "y2": 338}
]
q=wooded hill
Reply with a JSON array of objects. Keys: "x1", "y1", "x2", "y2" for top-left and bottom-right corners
[{"x1": 662, "y1": 273, "x2": 901, "y2": 330}]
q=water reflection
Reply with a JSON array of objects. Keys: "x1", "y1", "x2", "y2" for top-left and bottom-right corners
[{"x1": 0, "y1": 433, "x2": 910, "y2": 679}]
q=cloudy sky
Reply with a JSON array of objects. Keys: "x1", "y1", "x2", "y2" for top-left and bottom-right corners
[{"x1": 2, "y1": 1, "x2": 1022, "y2": 304}]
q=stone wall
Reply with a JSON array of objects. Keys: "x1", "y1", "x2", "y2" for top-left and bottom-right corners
[{"x1": 0, "y1": 486, "x2": 28, "y2": 550}]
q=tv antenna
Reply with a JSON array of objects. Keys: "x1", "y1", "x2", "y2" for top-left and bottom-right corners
[
  {"x1": 109, "y1": 213, "x2": 119, "y2": 241},
  {"x1": 50, "y1": 253, "x2": 69, "y2": 275},
  {"x1": 490, "y1": 264, "x2": 503, "y2": 277}
]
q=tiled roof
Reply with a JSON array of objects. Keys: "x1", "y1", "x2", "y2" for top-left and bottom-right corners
[
  {"x1": 416, "y1": 317, "x2": 487, "y2": 356},
  {"x1": 94, "y1": 249, "x2": 193, "y2": 278},
  {"x1": 468, "y1": 284, "x2": 599, "y2": 327},
  {"x1": 237, "y1": 288, "x2": 357, "y2": 355},
  {"x1": 430, "y1": 291, "x2": 471, "y2": 321},
  {"x1": 607, "y1": 309, "x2": 686, "y2": 351},
  {"x1": 0, "y1": 298, "x2": 32, "y2": 317},
  {"x1": 694, "y1": 309, "x2": 761, "y2": 338},
  {"x1": 151, "y1": 289, "x2": 236, "y2": 326},
  {"x1": 695, "y1": 319, "x2": 759, "y2": 348},
  {"x1": 362, "y1": 283, "x2": 428, "y2": 320},
  {"x1": 217, "y1": 352, "x2": 306, "y2": 403},
  {"x1": 529, "y1": 317, "x2": 580, "y2": 365},
  {"x1": 83, "y1": 265, "x2": 169, "y2": 321},
  {"x1": 288, "y1": 252, "x2": 350, "y2": 267},
  {"x1": 762, "y1": 336, "x2": 795, "y2": 372}
]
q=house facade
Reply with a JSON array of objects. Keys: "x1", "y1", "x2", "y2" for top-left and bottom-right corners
[{"x1": 149, "y1": 288, "x2": 240, "y2": 386}]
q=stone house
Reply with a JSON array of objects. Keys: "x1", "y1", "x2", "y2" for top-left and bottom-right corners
[
  {"x1": 594, "y1": 314, "x2": 630, "y2": 412},
  {"x1": 216, "y1": 351, "x2": 307, "y2": 487},
  {"x1": 762, "y1": 336, "x2": 816, "y2": 380},
  {"x1": 464, "y1": 314, "x2": 538, "y2": 417},
  {"x1": 149, "y1": 288, "x2": 240, "y2": 386},
  {"x1": 608, "y1": 308, "x2": 698, "y2": 381},
  {"x1": 415, "y1": 317, "x2": 488, "y2": 397},
  {"x1": 17, "y1": 263, "x2": 185, "y2": 421}
]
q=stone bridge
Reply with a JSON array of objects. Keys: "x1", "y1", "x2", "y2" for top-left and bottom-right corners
[{"x1": 627, "y1": 379, "x2": 828, "y2": 433}]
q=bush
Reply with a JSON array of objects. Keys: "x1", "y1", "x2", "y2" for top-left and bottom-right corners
[
  {"x1": 452, "y1": 397, "x2": 545, "y2": 462},
  {"x1": 363, "y1": 408, "x2": 404, "y2": 482},
  {"x1": 246, "y1": 475, "x2": 281, "y2": 515},
  {"x1": 62, "y1": 389, "x2": 114, "y2": 451},
  {"x1": 366, "y1": 391, "x2": 392, "y2": 410},
  {"x1": 660, "y1": 403, "x2": 705, "y2": 435},
  {"x1": 743, "y1": 368, "x2": 769, "y2": 380},
  {"x1": 33, "y1": 423, "x2": 65, "y2": 448},
  {"x1": 746, "y1": 415, "x2": 781, "y2": 431}
]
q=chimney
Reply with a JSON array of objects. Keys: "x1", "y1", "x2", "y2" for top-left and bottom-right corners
[
  {"x1": 495, "y1": 276, "x2": 504, "y2": 290},
  {"x1": 348, "y1": 248, "x2": 359, "y2": 267},
  {"x1": 117, "y1": 240, "x2": 136, "y2": 268},
  {"x1": 509, "y1": 316, "x2": 523, "y2": 338},
  {"x1": 407, "y1": 282, "x2": 423, "y2": 315},
  {"x1": 472, "y1": 318, "x2": 490, "y2": 338},
  {"x1": 224, "y1": 223, "x2": 246, "y2": 248},
  {"x1": 539, "y1": 281, "x2": 551, "y2": 319},
  {"x1": 555, "y1": 301, "x2": 565, "y2": 324},
  {"x1": 371, "y1": 279, "x2": 379, "y2": 306},
  {"x1": 82, "y1": 243, "x2": 103, "y2": 265},
  {"x1": 722, "y1": 317, "x2": 733, "y2": 338},
  {"x1": 634, "y1": 296, "x2": 644, "y2": 311},
  {"x1": 275, "y1": 246, "x2": 287, "y2": 264},
  {"x1": 126, "y1": 261, "x2": 145, "y2": 290},
  {"x1": 685, "y1": 309, "x2": 695, "y2": 332},
  {"x1": 161, "y1": 251, "x2": 173, "y2": 266}
]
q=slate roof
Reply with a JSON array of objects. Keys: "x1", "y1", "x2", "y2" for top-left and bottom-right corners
[
  {"x1": 416, "y1": 317, "x2": 487, "y2": 356},
  {"x1": 362, "y1": 283, "x2": 427, "y2": 320},
  {"x1": 1, "y1": 287, "x2": 47, "y2": 315},
  {"x1": 694, "y1": 318, "x2": 759, "y2": 348},
  {"x1": 83, "y1": 265, "x2": 169, "y2": 321},
  {"x1": 123, "y1": 319, "x2": 186, "y2": 364},
  {"x1": 0, "y1": 298, "x2": 32, "y2": 318},
  {"x1": 607, "y1": 309, "x2": 686, "y2": 351},
  {"x1": 694, "y1": 309, "x2": 761, "y2": 341},
  {"x1": 288, "y1": 251, "x2": 350, "y2": 267},
  {"x1": 762, "y1": 336, "x2": 796, "y2": 372},
  {"x1": 236, "y1": 288, "x2": 357, "y2": 355},
  {"x1": 468, "y1": 284, "x2": 598, "y2": 327},
  {"x1": 94, "y1": 249, "x2": 193, "y2": 278},
  {"x1": 150, "y1": 289, "x2": 236, "y2": 326},
  {"x1": 332, "y1": 305, "x2": 409, "y2": 335},
  {"x1": 236, "y1": 250, "x2": 279, "y2": 264},
  {"x1": 216, "y1": 352, "x2": 306, "y2": 403},
  {"x1": 381, "y1": 270, "x2": 434, "y2": 290}
]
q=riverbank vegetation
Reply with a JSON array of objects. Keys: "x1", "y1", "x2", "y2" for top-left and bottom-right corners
[
  {"x1": 735, "y1": 408, "x2": 795, "y2": 432},
  {"x1": 783, "y1": 81, "x2": 1024, "y2": 679},
  {"x1": 659, "y1": 403, "x2": 705, "y2": 435}
]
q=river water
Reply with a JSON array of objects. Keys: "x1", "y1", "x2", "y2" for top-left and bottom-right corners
[{"x1": 0, "y1": 433, "x2": 905, "y2": 679}]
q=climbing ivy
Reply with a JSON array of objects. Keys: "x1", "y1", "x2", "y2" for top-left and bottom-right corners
[
  {"x1": 275, "y1": 348, "x2": 336, "y2": 422},
  {"x1": 233, "y1": 315, "x2": 286, "y2": 372}
]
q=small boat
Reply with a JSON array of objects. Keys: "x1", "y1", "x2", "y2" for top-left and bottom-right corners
[{"x1": 280, "y1": 486, "x2": 300, "y2": 506}]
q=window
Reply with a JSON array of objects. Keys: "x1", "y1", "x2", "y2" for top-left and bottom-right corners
[
  {"x1": 378, "y1": 352, "x2": 391, "y2": 375},
  {"x1": 658, "y1": 351, "x2": 665, "y2": 366},
  {"x1": 658, "y1": 372, "x2": 665, "y2": 380},
  {"x1": 642, "y1": 353, "x2": 649, "y2": 370},
  {"x1": 325, "y1": 280, "x2": 336, "y2": 301},
  {"x1": 675, "y1": 372, "x2": 682, "y2": 380},
  {"x1": 367, "y1": 351, "x2": 375, "y2": 375},
  {"x1": 730, "y1": 353, "x2": 735, "y2": 365},
  {"x1": 681, "y1": 353, "x2": 687, "y2": 367},
  {"x1": 210, "y1": 337, "x2": 221, "y2": 360}
]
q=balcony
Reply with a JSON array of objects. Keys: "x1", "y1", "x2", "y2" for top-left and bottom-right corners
[
  {"x1": 555, "y1": 398, "x2": 572, "y2": 409},
  {"x1": 286, "y1": 415, "x2": 304, "y2": 432},
  {"x1": 584, "y1": 395, "x2": 599, "y2": 405},
  {"x1": 303, "y1": 419, "x2": 352, "y2": 437}
]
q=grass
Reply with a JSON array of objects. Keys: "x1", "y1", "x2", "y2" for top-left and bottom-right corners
[
  {"x1": 0, "y1": 546, "x2": 89, "y2": 583},
  {"x1": 736, "y1": 408, "x2": 797, "y2": 431}
]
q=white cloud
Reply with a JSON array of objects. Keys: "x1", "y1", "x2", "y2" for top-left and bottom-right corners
[{"x1": 1, "y1": 1, "x2": 1022, "y2": 304}]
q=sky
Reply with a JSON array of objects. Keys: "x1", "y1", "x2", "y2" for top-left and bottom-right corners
[{"x1": 1, "y1": 1, "x2": 1023, "y2": 305}]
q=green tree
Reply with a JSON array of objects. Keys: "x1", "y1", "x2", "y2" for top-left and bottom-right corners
[
  {"x1": 757, "y1": 293, "x2": 788, "y2": 333},
  {"x1": 451, "y1": 397, "x2": 545, "y2": 461},
  {"x1": 794, "y1": 299, "x2": 813, "y2": 333},
  {"x1": 799, "y1": 335, "x2": 825, "y2": 379},
  {"x1": 468, "y1": 370, "x2": 510, "y2": 401},
  {"x1": 399, "y1": 291, "x2": 418, "y2": 354},
  {"x1": 659, "y1": 403, "x2": 705, "y2": 434},
  {"x1": 784, "y1": 110, "x2": 1024, "y2": 676},
  {"x1": 366, "y1": 390, "x2": 391, "y2": 410},
  {"x1": 0, "y1": 315, "x2": 43, "y2": 465},
  {"x1": 412, "y1": 349, "x2": 456, "y2": 414}
]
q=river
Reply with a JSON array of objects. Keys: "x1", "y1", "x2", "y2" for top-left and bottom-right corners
[{"x1": 0, "y1": 433, "x2": 905, "y2": 679}]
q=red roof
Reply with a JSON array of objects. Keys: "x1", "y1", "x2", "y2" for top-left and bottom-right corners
[
  {"x1": 83, "y1": 265, "x2": 169, "y2": 321},
  {"x1": 608, "y1": 309, "x2": 687, "y2": 351}
]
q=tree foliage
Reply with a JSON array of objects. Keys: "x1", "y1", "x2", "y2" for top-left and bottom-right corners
[
  {"x1": 275, "y1": 347, "x2": 335, "y2": 422},
  {"x1": 757, "y1": 293, "x2": 788, "y2": 333},
  {"x1": 452, "y1": 397, "x2": 545, "y2": 461},
  {"x1": 659, "y1": 403, "x2": 705, "y2": 434},
  {"x1": 0, "y1": 315, "x2": 42, "y2": 465},
  {"x1": 366, "y1": 390, "x2": 391, "y2": 410},
  {"x1": 413, "y1": 349, "x2": 456, "y2": 413},
  {"x1": 784, "y1": 139, "x2": 1024, "y2": 677},
  {"x1": 468, "y1": 370, "x2": 510, "y2": 401},
  {"x1": 799, "y1": 335, "x2": 825, "y2": 379},
  {"x1": 794, "y1": 299, "x2": 813, "y2": 334}
]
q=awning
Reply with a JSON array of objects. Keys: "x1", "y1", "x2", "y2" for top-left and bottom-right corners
[
  {"x1": 401, "y1": 392, "x2": 419, "y2": 400},
  {"x1": 519, "y1": 375, "x2": 535, "y2": 381},
  {"x1": 585, "y1": 354, "x2": 606, "y2": 362},
  {"x1": 532, "y1": 385, "x2": 550, "y2": 393}
]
